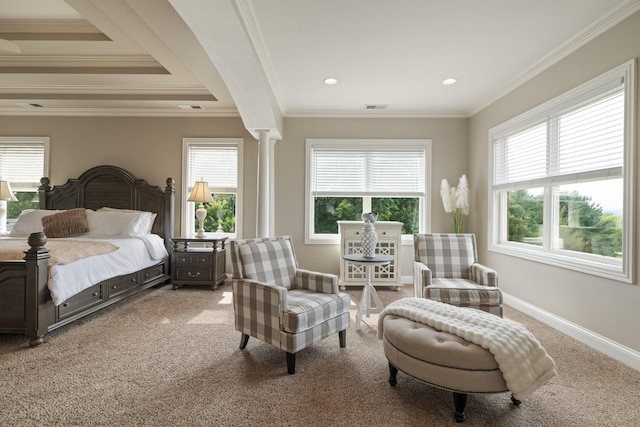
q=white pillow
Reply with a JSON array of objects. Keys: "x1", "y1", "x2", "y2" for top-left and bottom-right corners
[
  {"x1": 86, "y1": 209, "x2": 150, "y2": 236},
  {"x1": 10, "y1": 209, "x2": 61, "y2": 235},
  {"x1": 97, "y1": 207, "x2": 157, "y2": 234}
]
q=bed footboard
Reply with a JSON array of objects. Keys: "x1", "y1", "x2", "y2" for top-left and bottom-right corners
[{"x1": 0, "y1": 232, "x2": 52, "y2": 346}]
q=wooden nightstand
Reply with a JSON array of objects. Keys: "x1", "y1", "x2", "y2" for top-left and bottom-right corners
[{"x1": 171, "y1": 236, "x2": 228, "y2": 290}]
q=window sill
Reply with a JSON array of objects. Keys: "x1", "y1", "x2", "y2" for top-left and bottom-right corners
[{"x1": 489, "y1": 242, "x2": 631, "y2": 283}]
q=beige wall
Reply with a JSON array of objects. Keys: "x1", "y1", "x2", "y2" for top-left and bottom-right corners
[
  {"x1": 276, "y1": 117, "x2": 468, "y2": 276},
  {"x1": 0, "y1": 114, "x2": 468, "y2": 283},
  {"x1": 4, "y1": 10, "x2": 638, "y2": 357},
  {"x1": 468, "y1": 11, "x2": 640, "y2": 352},
  {"x1": 0, "y1": 116, "x2": 257, "y2": 236}
]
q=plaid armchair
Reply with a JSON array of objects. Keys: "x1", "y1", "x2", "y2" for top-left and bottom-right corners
[
  {"x1": 413, "y1": 233, "x2": 503, "y2": 317},
  {"x1": 230, "y1": 236, "x2": 351, "y2": 374}
]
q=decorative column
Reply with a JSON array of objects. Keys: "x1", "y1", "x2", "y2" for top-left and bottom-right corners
[{"x1": 256, "y1": 129, "x2": 274, "y2": 238}]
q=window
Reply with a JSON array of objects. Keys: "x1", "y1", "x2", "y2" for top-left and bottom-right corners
[
  {"x1": 306, "y1": 139, "x2": 431, "y2": 243},
  {"x1": 182, "y1": 138, "x2": 242, "y2": 238},
  {"x1": 489, "y1": 60, "x2": 635, "y2": 282},
  {"x1": 0, "y1": 137, "x2": 50, "y2": 233}
]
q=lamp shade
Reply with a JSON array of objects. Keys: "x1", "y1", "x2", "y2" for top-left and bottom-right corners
[
  {"x1": 188, "y1": 180, "x2": 213, "y2": 203},
  {"x1": 0, "y1": 180, "x2": 17, "y2": 202}
]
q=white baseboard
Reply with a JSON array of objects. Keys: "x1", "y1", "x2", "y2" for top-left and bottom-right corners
[{"x1": 503, "y1": 292, "x2": 640, "y2": 372}]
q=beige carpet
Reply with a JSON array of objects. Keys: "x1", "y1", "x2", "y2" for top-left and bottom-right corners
[{"x1": 1, "y1": 283, "x2": 639, "y2": 427}]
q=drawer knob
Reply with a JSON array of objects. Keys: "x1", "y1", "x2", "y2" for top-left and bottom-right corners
[
  {"x1": 62, "y1": 303, "x2": 69, "y2": 307},
  {"x1": 188, "y1": 271, "x2": 201, "y2": 278},
  {"x1": 92, "y1": 292, "x2": 98, "y2": 297},
  {"x1": 112, "y1": 285, "x2": 117, "y2": 289}
]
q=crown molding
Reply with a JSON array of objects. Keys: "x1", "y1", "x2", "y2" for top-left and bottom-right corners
[
  {"x1": 0, "y1": 84, "x2": 211, "y2": 95},
  {"x1": 0, "y1": 107, "x2": 240, "y2": 118},
  {"x1": 285, "y1": 109, "x2": 468, "y2": 119},
  {"x1": 468, "y1": 0, "x2": 640, "y2": 117},
  {"x1": 0, "y1": 19, "x2": 103, "y2": 34},
  {"x1": 0, "y1": 55, "x2": 162, "y2": 68}
]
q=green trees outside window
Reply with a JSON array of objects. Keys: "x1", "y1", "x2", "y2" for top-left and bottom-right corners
[
  {"x1": 313, "y1": 196, "x2": 419, "y2": 235},
  {"x1": 508, "y1": 189, "x2": 622, "y2": 258},
  {"x1": 197, "y1": 194, "x2": 236, "y2": 234}
]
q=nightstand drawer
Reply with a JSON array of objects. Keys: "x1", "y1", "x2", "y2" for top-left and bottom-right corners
[
  {"x1": 170, "y1": 236, "x2": 228, "y2": 290},
  {"x1": 174, "y1": 265, "x2": 214, "y2": 282},
  {"x1": 173, "y1": 252, "x2": 213, "y2": 266}
]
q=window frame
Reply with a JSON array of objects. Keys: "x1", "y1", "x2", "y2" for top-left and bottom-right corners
[
  {"x1": 0, "y1": 136, "x2": 50, "y2": 233},
  {"x1": 181, "y1": 138, "x2": 243, "y2": 239},
  {"x1": 305, "y1": 138, "x2": 431, "y2": 244},
  {"x1": 488, "y1": 59, "x2": 636, "y2": 283}
]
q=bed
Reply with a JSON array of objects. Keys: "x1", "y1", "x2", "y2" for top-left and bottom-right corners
[{"x1": 0, "y1": 165, "x2": 174, "y2": 346}]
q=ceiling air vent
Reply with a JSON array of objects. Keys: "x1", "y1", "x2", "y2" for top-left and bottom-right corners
[
  {"x1": 15, "y1": 102, "x2": 45, "y2": 108},
  {"x1": 364, "y1": 104, "x2": 388, "y2": 110}
]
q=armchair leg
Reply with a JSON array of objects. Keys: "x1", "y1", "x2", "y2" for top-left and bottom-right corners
[
  {"x1": 239, "y1": 333, "x2": 250, "y2": 349},
  {"x1": 339, "y1": 329, "x2": 347, "y2": 348},
  {"x1": 286, "y1": 352, "x2": 296, "y2": 375}
]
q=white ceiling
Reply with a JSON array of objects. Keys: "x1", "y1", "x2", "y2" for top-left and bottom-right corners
[{"x1": 1, "y1": 0, "x2": 639, "y2": 136}]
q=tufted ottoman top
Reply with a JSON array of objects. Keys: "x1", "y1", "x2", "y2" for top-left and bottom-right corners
[{"x1": 383, "y1": 314, "x2": 500, "y2": 371}]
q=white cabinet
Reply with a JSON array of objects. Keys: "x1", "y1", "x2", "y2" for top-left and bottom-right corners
[{"x1": 338, "y1": 221, "x2": 403, "y2": 290}]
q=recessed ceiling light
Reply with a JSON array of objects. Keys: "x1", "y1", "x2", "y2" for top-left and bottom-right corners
[
  {"x1": 442, "y1": 78, "x2": 457, "y2": 85},
  {"x1": 324, "y1": 78, "x2": 338, "y2": 85}
]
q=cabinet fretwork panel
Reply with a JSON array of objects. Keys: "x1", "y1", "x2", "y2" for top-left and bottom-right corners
[{"x1": 338, "y1": 221, "x2": 403, "y2": 290}]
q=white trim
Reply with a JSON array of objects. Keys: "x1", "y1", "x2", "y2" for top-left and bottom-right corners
[
  {"x1": 305, "y1": 138, "x2": 431, "y2": 244},
  {"x1": 488, "y1": 60, "x2": 636, "y2": 283},
  {"x1": 0, "y1": 108, "x2": 240, "y2": 117},
  {"x1": 503, "y1": 292, "x2": 640, "y2": 372},
  {"x1": 0, "y1": 135, "x2": 50, "y2": 181},
  {"x1": 181, "y1": 138, "x2": 243, "y2": 238},
  {"x1": 468, "y1": 0, "x2": 640, "y2": 116}
]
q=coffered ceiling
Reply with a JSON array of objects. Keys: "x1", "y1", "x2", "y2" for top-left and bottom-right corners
[{"x1": 1, "y1": 0, "x2": 638, "y2": 137}]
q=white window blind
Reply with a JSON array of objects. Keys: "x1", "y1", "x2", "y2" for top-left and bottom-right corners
[
  {"x1": 0, "y1": 137, "x2": 48, "y2": 191},
  {"x1": 494, "y1": 86, "x2": 624, "y2": 190},
  {"x1": 187, "y1": 144, "x2": 237, "y2": 193},
  {"x1": 311, "y1": 145, "x2": 426, "y2": 197}
]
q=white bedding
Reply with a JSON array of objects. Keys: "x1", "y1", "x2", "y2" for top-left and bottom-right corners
[{"x1": 47, "y1": 234, "x2": 168, "y2": 306}]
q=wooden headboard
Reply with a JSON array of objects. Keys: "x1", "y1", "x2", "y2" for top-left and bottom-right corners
[{"x1": 37, "y1": 165, "x2": 175, "y2": 251}]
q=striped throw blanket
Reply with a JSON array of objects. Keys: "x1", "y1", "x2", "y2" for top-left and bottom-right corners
[{"x1": 378, "y1": 297, "x2": 557, "y2": 400}]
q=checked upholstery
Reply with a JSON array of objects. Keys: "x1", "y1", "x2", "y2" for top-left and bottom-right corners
[
  {"x1": 230, "y1": 236, "x2": 351, "y2": 374},
  {"x1": 413, "y1": 233, "x2": 503, "y2": 317}
]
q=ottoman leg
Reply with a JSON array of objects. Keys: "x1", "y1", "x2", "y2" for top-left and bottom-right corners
[
  {"x1": 453, "y1": 392, "x2": 468, "y2": 423},
  {"x1": 388, "y1": 362, "x2": 398, "y2": 386}
]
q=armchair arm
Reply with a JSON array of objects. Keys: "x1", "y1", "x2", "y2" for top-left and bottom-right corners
[
  {"x1": 295, "y1": 269, "x2": 339, "y2": 294},
  {"x1": 413, "y1": 261, "x2": 433, "y2": 298},
  {"x1": 470, "y1": 263, "x2": 498, "y2": 287},
  {"x1": 232, "y1": 279, "x2": 288, "y2": 347}
]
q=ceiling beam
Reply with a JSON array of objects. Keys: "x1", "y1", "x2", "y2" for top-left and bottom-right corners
[{"x1": 168, "y1": 0, "x2": 283, "y2": 140}]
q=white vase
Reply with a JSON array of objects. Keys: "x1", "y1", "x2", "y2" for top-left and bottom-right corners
[{"x1": 361, "y1": 212, "x2": 378, "y2": 258}]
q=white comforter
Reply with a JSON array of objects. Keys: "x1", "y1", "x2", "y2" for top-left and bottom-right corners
[
  {"x1": 378, "y1": 297, "x2": 557, "y2": 400},
  {"x1": 47, "y1": 234, "x2": 168, "y2": 306}
]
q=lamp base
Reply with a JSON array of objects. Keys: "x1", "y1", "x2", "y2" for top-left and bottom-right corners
[{"x1": 195, "y1": 203, "x2": 208, "y2": 238}]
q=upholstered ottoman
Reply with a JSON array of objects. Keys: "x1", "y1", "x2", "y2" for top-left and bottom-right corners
[{"x1": 378, "y1": 298, "x2": 556, "y2": 423}]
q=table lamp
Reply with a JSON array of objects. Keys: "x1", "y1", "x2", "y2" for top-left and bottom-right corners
[
  {"x1": 0, "y1": 179, "x2": 17, "y2": 234},
  {"x1": 188, "y1": 179, "x2": 213, "y2": 238}
]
